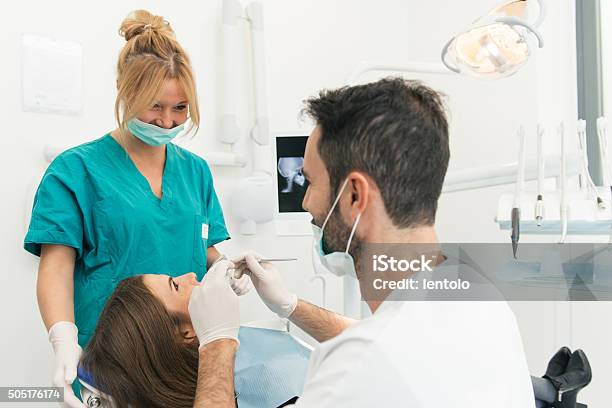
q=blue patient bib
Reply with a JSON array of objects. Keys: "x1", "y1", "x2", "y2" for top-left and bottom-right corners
[{"x1": 235, "y1": 326, "x2": 311, "y2": 408}]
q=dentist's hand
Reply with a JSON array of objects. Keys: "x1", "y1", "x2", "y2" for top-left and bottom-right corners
[
  {"x1": 48, "y1": 321, "x2": 86, "y2": 408},
  {"x1": 188, "y1": 260, "x2": 240, "y2": 349},
  {"x1": 232, "y1": 251, "x2": 298, "y2": 318}
]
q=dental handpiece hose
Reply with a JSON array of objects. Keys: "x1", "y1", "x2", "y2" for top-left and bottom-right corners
[
  {"x1": 512, "y1": 126, "x2": 527, "y2": 258},
  {"x1": 597, "y1": 117, "x2": 612, "y2": 185},
  {"x1": 578, "y1": 120, "x2": 605, "y2": 209},
  {"x1": 559, "y1": 122, "x2": 568, "y2": 243},
  {"x1": 535, "y1": 124, "x2": 545, "y2": 226}
]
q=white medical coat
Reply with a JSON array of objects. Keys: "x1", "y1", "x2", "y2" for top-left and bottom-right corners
[{"x1": 293, "y1": 276, "x2": 534, "y2": 407}]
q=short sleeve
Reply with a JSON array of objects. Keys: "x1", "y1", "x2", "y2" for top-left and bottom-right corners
[
  {"x1": 24, "y1": 158, "x2": 84, "y2": 258},
  {"x1": 202, "y1": 161, "x2": 230, "y2": 247}
]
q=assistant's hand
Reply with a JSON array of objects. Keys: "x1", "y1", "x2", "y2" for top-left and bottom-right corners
[
  {"x1": 231, "y1": 251, "x2": 298, "y2": 318},
  {"x1": 229, "y1": 270, "x2": 251, "y2": 296},
  {"x1": 48, "y1": 321, "x2": 86, "y2": 408},
  {"x1": 188, "y1": 260, "x2": 240, "y2": 349},
  {"x1": 210, "y1": 255, "x2": 251, "y2": 296}
]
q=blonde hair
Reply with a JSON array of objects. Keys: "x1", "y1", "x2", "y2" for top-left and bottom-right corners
[{"x1": 115, "y1": 10, "x2": 200, "y2": 143}]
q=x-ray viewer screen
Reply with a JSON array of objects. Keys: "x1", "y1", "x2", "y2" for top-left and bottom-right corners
[{"x1": 276, "y1": 136, "x2": 309, "y2": 213}]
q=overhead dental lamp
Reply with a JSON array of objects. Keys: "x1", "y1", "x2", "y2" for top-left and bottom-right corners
[{"x1": 441, "y1": 0, "x2": 545, "y2": 79}]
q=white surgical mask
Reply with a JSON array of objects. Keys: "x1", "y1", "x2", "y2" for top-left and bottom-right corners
[{"x1": 311, "y1": 179, "x2": 362, "y2": 278}]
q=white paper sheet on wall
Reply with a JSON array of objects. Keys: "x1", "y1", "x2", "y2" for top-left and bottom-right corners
[{"x1": 21, "y1": 33, "x2": 83, "y2": 115}]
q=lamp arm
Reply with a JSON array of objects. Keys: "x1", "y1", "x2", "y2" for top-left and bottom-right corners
[
  {"x1": 533, "y1": 0, "x2": 546, "y2": 29},
  {"x1": 440, "y1": 37, "x2": 461, "y2": 73},
  {"x1": 346, "y1": 61, "x2": 453, "y2": 86}
]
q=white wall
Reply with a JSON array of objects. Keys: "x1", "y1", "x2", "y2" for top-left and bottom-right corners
[{"x1": 0, "y1": 0, "x2": 607, "y2": 406}]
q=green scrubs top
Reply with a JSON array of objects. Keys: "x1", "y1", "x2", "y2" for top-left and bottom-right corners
[{"x1": 24, "y1": 133, "x2": 230, "y2": 348}]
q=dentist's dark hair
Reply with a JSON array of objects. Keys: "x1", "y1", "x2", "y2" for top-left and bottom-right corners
[{"x1": 303, "y1": 77, "x2": 450, "y2": 228}]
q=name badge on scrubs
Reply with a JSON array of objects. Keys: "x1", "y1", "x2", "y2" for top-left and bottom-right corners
[{"x1": 201, "y1": 223, "x2": 209, "y2": 239}]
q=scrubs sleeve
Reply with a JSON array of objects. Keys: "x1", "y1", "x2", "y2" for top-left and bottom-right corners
[
  {"x1": 203, "y1": 161, "x2": 230, "y2": 247},
  {"x1": 24, "y1": 159, "x2": 83, "y2": 258}
]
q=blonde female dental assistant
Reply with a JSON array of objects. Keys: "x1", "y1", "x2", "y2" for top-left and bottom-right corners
[{"x1": 23, "y1": 10, "x2": 248, "y2": 406}]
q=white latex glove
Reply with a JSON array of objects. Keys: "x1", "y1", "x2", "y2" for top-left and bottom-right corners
[
  {"x1": 188, "y1": 259, "x2": 240, "y2": 349},
  {"x1": 230, "y1": 270, "x2": 251, "y2": 296},
  {"x1": 211, "y1": 255, "x2": 251, "y2": 296},
  {"x1": 231, "y1": 251, "x2": 298, "y2": 318},
  {"x1": 48, "y1": 321, "x2": 86, "y2": 408}
]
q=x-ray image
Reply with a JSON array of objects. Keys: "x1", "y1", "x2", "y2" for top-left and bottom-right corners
[
  {"x1": 278, "y1": 157, "x2": 306, "y2": 193},
  {"x1": 276, "y1": 136, "x2": 308, "y2": 213}
]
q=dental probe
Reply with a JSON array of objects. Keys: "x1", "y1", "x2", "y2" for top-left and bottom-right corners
[
  {"x1": 233, "y1": 258, "x2": 298, "y2": 264},
  {"x1": 212, "y1": 255, "x2": 296, "y2": 267},
  {"x1": 230, "y1": 258, "x2": 298, "y2": 278},
  {"x1": 210, "y1": 255, "x2": 298, "y2": 279}
]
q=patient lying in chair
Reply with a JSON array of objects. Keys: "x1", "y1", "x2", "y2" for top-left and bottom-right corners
[{"x1": 79, "y1": 273, "x2": 310, "y2": 408}]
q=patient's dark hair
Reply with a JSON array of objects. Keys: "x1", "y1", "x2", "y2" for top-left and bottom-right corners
[
  {"x1": 80, "y1": 276, "x2": 199, "y2": 408},
  {"x1": 303, "y1": 77, "x2": 450, "y2": 228}
]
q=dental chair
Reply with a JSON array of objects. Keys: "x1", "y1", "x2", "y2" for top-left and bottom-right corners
[
  {"x1": 78, "y1": 341, "x2": 592, "y2": 408},
  {"x1": 78, "y1": 366, "x2": 108, "y2": 408},
  {"x1": 532, "y1": 347, "x2": 592, "y2": 408}
]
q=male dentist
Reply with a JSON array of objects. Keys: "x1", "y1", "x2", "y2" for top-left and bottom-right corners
[{"x1": 188, "y1": 78, "x2": 535, "y2": 407}]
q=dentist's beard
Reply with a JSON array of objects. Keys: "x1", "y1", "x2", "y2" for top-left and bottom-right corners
[{"x1": 314, "y1": 206, "x2": 364, "y2": 278}]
